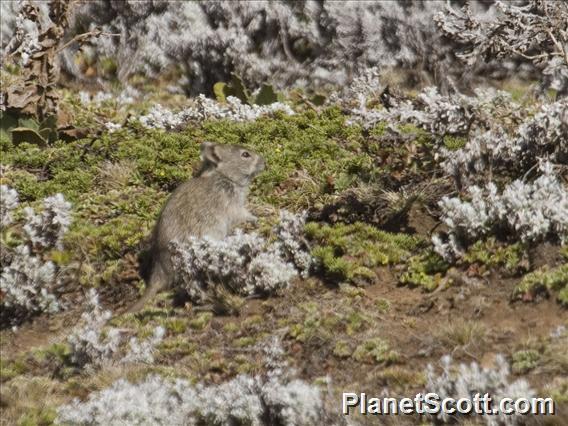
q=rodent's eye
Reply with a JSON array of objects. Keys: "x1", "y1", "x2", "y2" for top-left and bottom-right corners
[{"x1": 241, "y1": 151, "x2": 251, "y2": 159}]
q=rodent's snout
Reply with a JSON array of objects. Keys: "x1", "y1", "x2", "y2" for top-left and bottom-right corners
[{"x1": 256, "y1": 157, "x2": 266, "y2": 172}]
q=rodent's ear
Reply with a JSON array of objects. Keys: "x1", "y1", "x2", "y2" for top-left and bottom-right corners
[{"x1": 200, "y1": 142, "x2": 221, "y2": 165}]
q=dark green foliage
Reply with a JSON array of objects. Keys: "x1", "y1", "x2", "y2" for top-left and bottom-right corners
[
  {"x1": 306, "y1": 222, "x2": 423, "y2": 285},
  {"x1": 1, "y1": 106, "x2": 387, "y2": 294},
  {"x1": 463, "y1": 238, "x2": 527, "y2": 275},
  {"x1": 213, "y1": 74, "x2": 283, "y2": 105},
  {"x1": 195, "y1": 108, "x2": 377, "y2": 207},
  {"x1": 399, "y1": 250, "x2": 449, "y2": 291},
  {"x1": 1, "y1": 112, "x2": 59, "y2": 146},
  {"x1": 512, "y1": 350, "x2": 541, "y2": 373},
  {"x1": 353, "y1": 338, "x2": 398, "y2": 364},
  {"x1": 514, "y1": 264, "x2": 568, "y2": 305}
]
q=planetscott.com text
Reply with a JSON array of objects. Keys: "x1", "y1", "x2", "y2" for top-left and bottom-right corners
[{"x1": 342, "y1": 392, "x2": 555, "y2": 417}]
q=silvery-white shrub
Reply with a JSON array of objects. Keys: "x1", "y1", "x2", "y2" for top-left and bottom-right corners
[
  {"x1": 23, "y1": 193, "x2": 72, "y2": 250},
  {"x1": 67, "y1": 289, "x2": 122, "y2": 369},
  {"x1": 436, "y1": 0, "x2": 568, "y2": 96},
  {"x1": 170, "y1": 211, "x2": 312, "y2": 303},
  {"x1": 0, "y1": 244, "x2": 59, "y2": 315},
  {"x1": 273, "y1": 210, "x2": 313, "y2": 278},
  {"x1": 84, "y1": 86, "x2": 140, "y2": 106},
  {"x1": 57, "y1": 338, "x2": 325, "y2": 426},
  {"x1": 1, "y1": 187, "x2": 71, "y2": 324},
  {"x1": 336, "y1": 66, "x2": 383, "y2": 113},
  {"x1": 262, "y1": 378, "x2": 323, "y2": 426},
  {"x1": 441, "y1": 99, "x2": 568, "y2": 187},
  {"x1": 121, "y1": 325, "x2": 166, "y2": 364},
  {"x1": 516, "y1": 99, "x2": 568, "y2": 163},
  {"x1": 434, "y1": 161, "x2": 568, "y2": 260},
  {"x1": 56, "y1": 375, "x2": 199, "y2": 426},
  {"x1": 348, "y1": 84, "x2": 521, "y2": 137},
  {"x1": 1, "y1": 184, "x2": 19, "y2": 227},
  {"x1": 136, "y1": 95, "x2": 294, "y2": 130},
  {"x1": 65, "y1": 1, "x2": 439, "y2": 92},
  {"x1": 170, "y1": 231, "x2": 296, "y2": 303},
  {"x1": 67, "y1": 289, "x2": 165, "y2": 368},
  {"x1": 426, "y1": 354, "x2": 535, "y2": 425},
  {"x1": 0, "y1": 0, "x2": 515, "y2": 96},
  {"x1": 0, "y1": 0, "x2": 49, "y2": 66}
]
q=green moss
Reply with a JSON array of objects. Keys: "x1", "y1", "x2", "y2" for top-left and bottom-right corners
[
  {"x1": 69, "y1": 217, "x2": 147, "y2": 260},
  {"x1": 397, "y1": 123, "x2": 432, "y2": 146},
  {"x1": 110, "y1": 130, "x2": 197, "y2": 188},
  {"x1": 194, "y1": 109, "x2": 377, "y2": 207},
  {"x1": 0, "y1": 131, "x2": 13, "y2": 152},
  {"x1": 289, "y1": 315, "x2": 324, "y2": 343},
  {"x1": 307, "y1": 222, "x2": 423, "y2": 284},
  {"x1": 344, "y1": 310, "x2": 369, "y2": 335},
  {"x1": 512, "y1": 350, "x2": 541, "y2": 373},
  {"x1": 223, "y1": 322, "x2": 240, "y2": 333},
  {"x1": 338, "y1": 284, "x2": 366, "y2": 299},
  {"x1": 234, "y1": 355, "x2": 255, "y2": 375},
  {"x1": 514, "y1": 264, "x2": 568, "y2": 304},
  {"x1": 368, "y1": 121, "x2": 388, "y2": 137},
  {"x1": 0, "y1": 357, "x2": 27, "y2": 382},
  {"x1": 374, "y1": 298, "x2": 391, "y2": 313},
  {"x1": 463, "y1": 238, "x2": 526, "y2": 274},
  {"x1": 288, "y1": 303, "x2": 339, "y2": 343},
  {"x1": 10, "y1": 142, "x2": 50, "y2": 169},
  {"x1": 18, "y1": 407, "x2": 57, "y2": 426},
  {"x1": 158, "y1": 338, "x2": 197, "y2": 357},
  {"x1": 353, "y1": 338, "x2": 398, "y2": 364},
  {"x1": 558, "y1": 286, "x2": 568, "y2": 306},
  {"x1": 399, "y1": 249, "x2": 449, "y2": 291},
  {"x1": 161, "y1": 318, "x2": 188, "y2": 334},
  {"x1": 443, "y1": 135, "x2": 467, "y2": 151},
  {"x1": 62, "y1": 187, "x2": 162, "y2": 287},
  {"x1": 1, "y1": 169, "x2": 48, "y2": 200},
  {"x1": 2, "y1": 139, "x2": 102, "y2": 201},
  {"x1": 242, "y1": 315, "x2": 264, "y2": 328},
  {"x1": 49, "y1": 168, "x2": 95, "y2": 197},
  {"x1": 233, "y1": 337, "x2": 256, "y2": 348},
  {"x1": 311, "y1": 246, "x2": 374, "y2": 284},
  {"x1": 188, "y1": 312, "x2": 213, "y2": 331},
  {"x1": 333, "y1": 340, "x2": 353, "y2": 358},
  {"x1": 1, "y1": 104, "x2": 436, "y2": 296},
  {"x1": 548, "y1": 378, "x2": 568, "y2": 403},
  {"x1": 49, "y1": 250, "x2": 73, "y2": 266},
  {"x1": 33, "y1": 343, "x2": 71, "y2": 364}
]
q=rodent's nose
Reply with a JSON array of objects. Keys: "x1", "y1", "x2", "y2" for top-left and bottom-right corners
[{"x1": 258, "y1": 158, "x2": 266, "y2": 171}]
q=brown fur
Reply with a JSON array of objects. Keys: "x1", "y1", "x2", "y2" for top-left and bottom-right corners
[{"x1": 127, "y1": 142, "x2": 265, "y2": 313}]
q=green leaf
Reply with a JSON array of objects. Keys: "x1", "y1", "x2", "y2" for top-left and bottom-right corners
[
  {"x1": 39, "y1": 128, "x2": 52, "y2": 141},
  {"x1": 18, "y1": 117, "x2": 40, "y2": 131},
  {"x1": 227, "y1": 73, "x2": 251, "y2": 104},
  {"x1": 39, "y1": 114, "x2": 58, "y2": 143},
  {"x1": 311, "y1": 94, "x2": 326, "y2": 106},
  {"x1": 11, "y1": 127, "x2": 47, "y2": 146},
  {"x1": 254, "y1": 84, "x2": 279, "y2": 105},
  {"x1": 213, "y1": 82, "x2": 227, "y2": 103},
  {"x1": 0, "y1": 111, "x2": 19, "y2": 140}
]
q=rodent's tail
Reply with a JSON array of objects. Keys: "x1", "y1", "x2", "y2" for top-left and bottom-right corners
[{"x1": 125, "y1": 262, "x2": 167, "y2": 314}]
